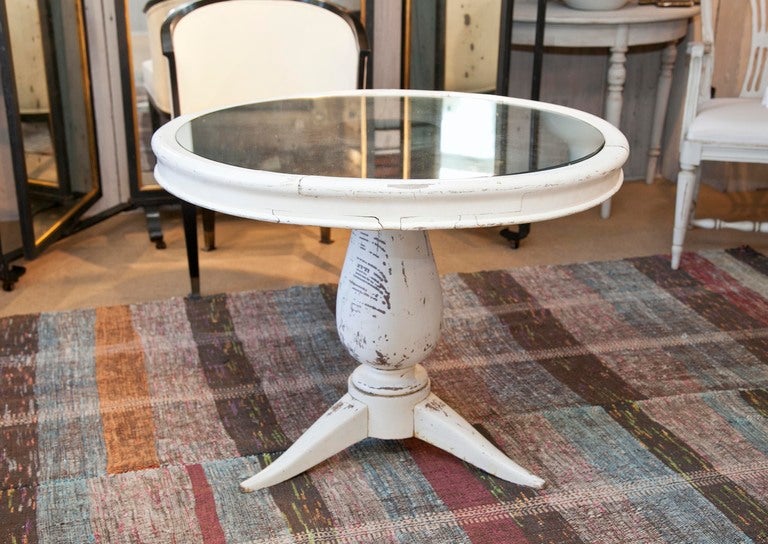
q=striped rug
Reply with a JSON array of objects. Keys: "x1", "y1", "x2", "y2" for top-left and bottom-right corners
[{"x1": 2, "y1": 247, "x2": 767, "y2": 543}]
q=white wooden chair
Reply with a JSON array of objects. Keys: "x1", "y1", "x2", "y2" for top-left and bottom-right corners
[
  {"x1": 161, "y1": 0, "x2": 369, "y2": 294},
  {"x1": 671, "y1": 0, "x2": 768, "y2": 269},
  {"x1": 142, "y1": 0, "x2": 188, "y2": 131}
]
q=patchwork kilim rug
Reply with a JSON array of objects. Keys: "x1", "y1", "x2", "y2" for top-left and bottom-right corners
[{"x1": 2, "y1": 247, "x2": 768, "y2": 543}]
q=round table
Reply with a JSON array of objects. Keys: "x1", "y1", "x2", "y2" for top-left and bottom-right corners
[{"x1": 152, "y1": 89, "x2": 629, "y2": 492}]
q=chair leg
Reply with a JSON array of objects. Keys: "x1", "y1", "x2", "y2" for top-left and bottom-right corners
[
  {"x1": 182, "y1": 201, "x2": 201, "y2": 296},
  {"x1": 148, "y1": 100, "x2": 171, "y2": 133},
  {"x1": 671, "y1": 163, "x2": 698, "y2": 270},
  {"x1": 319, "y1": 227, "x2": 333, "y2": 244},
  {"x1": 143, "y1": 205, "x2": 167, "y2": 249},
  {"x1": 149, "y1": 101, "x2": 162, "y2": 134},
  {"x1": 201, "y1": 209, "x2": 216, "y2": 251}
]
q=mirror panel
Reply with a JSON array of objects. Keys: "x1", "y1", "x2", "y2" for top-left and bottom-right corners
[
  {"x1": 0, "y1": 0, "x2": 101, "y2": 258},
  {"x1": 406, "y1": 0, "x2": 502, "y2": 92},
  {"x1": 120, "y1": 0, "x2": 162, "y2": 194}
]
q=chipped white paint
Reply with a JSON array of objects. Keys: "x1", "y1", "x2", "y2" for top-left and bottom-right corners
[
  {"x1": 340, "y1": 230, "x2": 438, "y2": 436},
  {"x1": 337, "y1": 230, "x2": 442, "y2": 375}
]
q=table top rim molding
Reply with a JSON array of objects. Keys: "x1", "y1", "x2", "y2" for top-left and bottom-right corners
[{"x1": 152, "y1": 89, "x2": 629, "y2": 230}]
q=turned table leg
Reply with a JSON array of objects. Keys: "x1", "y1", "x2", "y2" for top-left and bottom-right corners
[
  {"x1": 646, "y1": 42, "x2": 678, "y2": 185},
  {"x1": 600, "y1": 25, "x2": 629, "y2": 220}
]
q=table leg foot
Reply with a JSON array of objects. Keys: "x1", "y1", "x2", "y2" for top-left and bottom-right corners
[
  {"x1": 414, "y1": 393, "x2": 545, "y2": 489},
  {"x1": 240, "y1": 393, "x2": 368, "y2": 492}
]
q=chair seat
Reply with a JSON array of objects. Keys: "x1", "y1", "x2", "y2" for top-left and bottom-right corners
[
  {"x1": 688, "y1": 98, "x2": 768, "y2": 147},
  {"x1": 142, "y1": 59, "x2": 172, "y2": 114}
]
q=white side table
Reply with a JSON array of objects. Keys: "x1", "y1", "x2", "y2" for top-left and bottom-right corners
[
  {"x1": 511, "y1": 0, "x2": 699, "y2": 217},
  {"x1": 152, "y1": 90, "x2": 629, "y2": 492}
]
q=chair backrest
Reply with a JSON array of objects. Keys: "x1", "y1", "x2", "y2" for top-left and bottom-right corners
[
  {"x1": 699, "y1": 0, "x2": 768, "y2": 99},
  {"x1": 161, "y1": 0, "x2": 369, "y2": 116},
  {"x1": 741, "y1": 0, "x2": 768, "y2": 97},
  {"x1": 143, "y1": 0, "x2": 188, "y2": 112}
]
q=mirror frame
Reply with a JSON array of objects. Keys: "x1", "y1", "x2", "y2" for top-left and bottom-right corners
[{"x1": 0, "y1": 0, "x2": 102, "y2": 259}]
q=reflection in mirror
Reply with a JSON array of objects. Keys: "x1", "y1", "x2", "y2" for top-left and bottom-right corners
[
  {"x1": 8, "y1": 0, "x2": 60, "y2": 193},
  {"x1": 125, "y1": 0, "x2": 178, "y2": 192},
  {"x1": 112, "y1": 0, "x2": 182, "y2": 250},
  {"x1": 406, "y1": 0, "x2": 501, "y2": 92},
  {"x1": 438, "y1": 97, "x2": 497, "y2": 177},
  {"x1": 0, "y1": 0, "x2": 101, "y2": 258}
]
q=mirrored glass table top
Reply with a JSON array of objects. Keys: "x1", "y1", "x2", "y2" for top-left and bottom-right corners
[
  {"x1": 175, "y1": 93, "x2": 605, "y2": 179},
  {"x1": 152, "y1": 90, "x2": 629, "y2": 230}
]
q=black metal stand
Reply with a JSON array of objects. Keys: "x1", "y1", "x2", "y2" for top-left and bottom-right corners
[
  {"x1": 0, "y1": 235, "x2": 25, "y2": 292},
  {"x1": 499, "y1": 223, "x2": 531, "y2": 250},
  {"x1": 319, "y1": 227, "x2": 333, "y2": 245},
  {"x1": 497, "y1": 0, "x2": 547, "y2": 249},
  {"x1": 144, "y1": 205, "x2": 167, "y2": 249},
  {"x1": 182, "y1": 201, "x2": 201, "y2": 297}
]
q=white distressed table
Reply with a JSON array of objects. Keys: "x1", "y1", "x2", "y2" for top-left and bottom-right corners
[
  {"x1": 511, "y1": 0, "x2": 699, "y2": 217},
  {"x1": 152, "y1": 89, "x2": 628, "y2": 492}
]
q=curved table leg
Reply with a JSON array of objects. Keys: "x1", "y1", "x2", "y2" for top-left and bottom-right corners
[
  {"x1": 415, "y1": 394, "x2": 544, "y2": 488},
  {"x1": 240, "y1": 394, "x2": 368, "y2": 492},
  {"x1": 241, "y1": 229, "x2": 544, "y2": 492}
]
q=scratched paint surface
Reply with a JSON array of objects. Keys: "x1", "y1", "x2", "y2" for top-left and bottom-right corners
[{"x1": 337, "y1": 230, "x2": 443, "y2": 375}]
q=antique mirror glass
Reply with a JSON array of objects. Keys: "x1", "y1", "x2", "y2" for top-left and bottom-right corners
[
  {"x1": 0, "y1": 0, "x2": 101, "y2": 258},
  {"x1": 406, "y1": 0, "x2": 502, "y2": 91}
]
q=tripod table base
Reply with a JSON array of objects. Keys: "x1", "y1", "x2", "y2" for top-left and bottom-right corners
[
  {"x1": 241, "y1": 230, "x2": 544, "y2": 492},
  {"x1": 240, "y1": 380, "x2": 545, "y2": 492}
]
